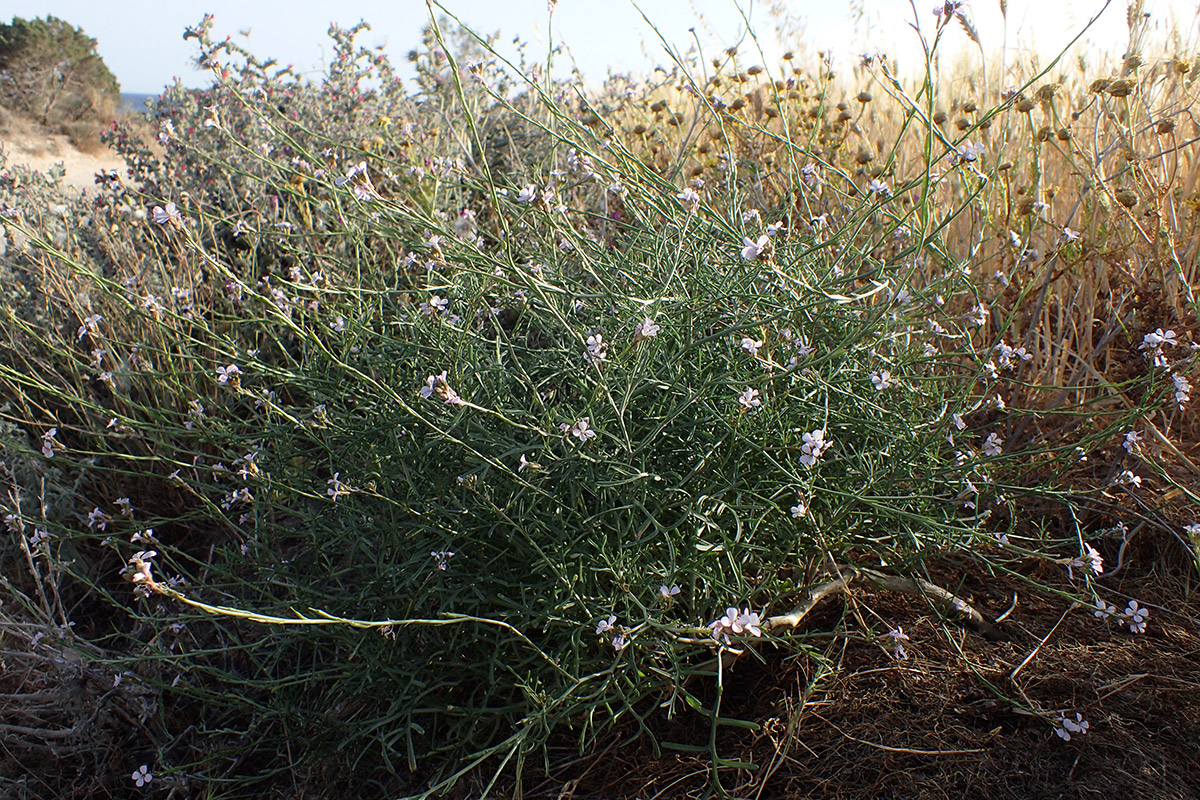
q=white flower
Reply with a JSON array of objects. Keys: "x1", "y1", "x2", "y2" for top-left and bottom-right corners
[
  {"x1": 596, "y1": 614, "x2": 616, "y2": 634},
  {"x1": 870, "y1": 370, "x2": 894, "y2": 390},
  {"x1": 741, "y1": 337, "x2": 763, "y2": 357},
  {"x1": 151, "y1": 202, "x2": 182, "y2": 226},
  {"x1": 800, "y1": 429, "x2": 832, "y2": 466},
  {"x1": 867, "y1": 178, "x2": 891, "y2": 196},
  {"x1": 1116, "y1": 469, "x2": 1142, "y2": 488},
  {"x1": 420, "y1": 294, "x2": 449, "y2": 315},
  {"x1": 1093, "y1": 599, "x2": 1117, "y2": 619},
  {"x1": 741, "y1": 234, "x2": 770, "y2": 261},
  {"x1": 569, "y1": 417, "x2": 597, "y2": 442},
  {"x1": 790, "y1": 500, "x2": 808, "y2": 518},
  {"x1": 611, "y1": 633, "x2": 628, "y2": 651},
  {"x1": 1062, "y1": 227, "x2": 1081, "y2": 242},
  {"x1": 1055, "y1": 712, "x2": 1089, "y2": 741},
  {"x1": 1172, "y1": 374, "x2": 1192, "y2": 409},
  {"x1": 419, "y1": 371, "x2": 462, "y2": 405},
  {"x1": 983, "y1": 433, "x2": 1004, "y2": 457},
  {"x1": 327, "y1": 473, "x2": 353, "y2": 500},
  {"x1": 77, "y1": 314, "x2": 102, "y2": 340},
  {"x1": 132, "y1": 765, "x2": 153, "y2": 787},
  {"x1": 1122, "y1": 430, "x2": 1142, "y2": 453},
  {"x1": 1123, "y1": 600, "x2": 1148, "y2": 634},
  {"x1": 1141, "y1": 328, "x2": 1177, "y2": 350},
  {"x1": 738, "y1": 387, "x2": 761, "y2": 410},
  {"x1": 633, "y1": 317, "x2": 660, "y2": 342},
  {"x1": 1184, "y1": 522, "x2": 1200, "y2": 538},
  {"x1": 216, "y1": 364, "x2": 242, "y2": 385},
  {"x1": 585, "y1": 333, "x2": 609, "y2": 364},
  {"x1": 736, "y1": 609, "x2": 763, "y2": 637},
  {"x1": 676, "y1": 187, "x2": 700, "y2": 210},
  {"x1": 968, "y1": 304, "x2": 989, "y2": 327},
  {"x1": 430, "y1": 550, "x2": 455, "y2": 571},
  {"x1": 659, "y1": 584, "x2": 681, "y2": 599},
  {"x1": 41, "y1": 427, "x2": 59, "y2": 459},
  {"x1": 1083, "y1": 543, "x2": 1104, "y2": 575},
  {"x1": 517, "y1": 184, "x2": 537, "y2": 203},
  {"x1": 518, "y1": 453, "x2": 541, "y2": 472},
  {"x1": 952, "y1": 413, "x2": 966, "y2": 431},
  {"x1": 883, "y1": 626, "x2": 909, "y2": 660}
]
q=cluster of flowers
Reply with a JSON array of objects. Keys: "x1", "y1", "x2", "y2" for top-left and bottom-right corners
[{"x1": 708, "y1": 607, "x2": 763, "y2": 644}]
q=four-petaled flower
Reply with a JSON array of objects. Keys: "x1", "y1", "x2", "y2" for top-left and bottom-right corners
[
  {"x1": 1055, "y1": 712, "x2": 1089, "y2": 741},
  {"x1": 585, "y1": 333, "x2": 609, "y2": 364},
  {"x1": 741, "y1": 235, "x2": 770, "y2": 261},
  {"x1": 132, "y1": 764, "x2": 153, "y2": 787},
  {"x1": 659, "y1": 584, "x2": 681, "y2": 599},
  {"x1": 708, "y1": 607, "x2": 763, "y2": 644},
  {"x1": 517, "y1": 184, "x2": 537, "y2": 203},
  {"x1": 870, "y1": 370, "x2": 894, "y2": 391},
  {"x1": 633, "y1": 317, "x2": 660, "y2": 343},
  {"x1": 152, "y1": 202, "x2": 182, "y2": 226},
  {"x1": 790, "y1": 500, "x2": 808, "y2": 518},
  {"x1": 800, "y1": 429, "x2": 832, "y2": 466},
  {"x1": 867, "y1": 178, "x2": 891, "y2": 197},
  {"x1": 983, "y1": 432, "x2": 1004, "y2": 457},
  {"x1": 741, "y1": 337, "x2": 763, "y2": 357},
  {"x1": 569, "y1": 417, "x2": 597, "y2": 442},
  {"x1": 596, "y1": 614, "x2": 616, "y2": 634},
  {"x1": 216, "y1": 364, "x2": 242, "y2": 385},
  {"x1": 1123, "y1": 600, "x2": 1148, "y2": 634},
  {"x1": 738, "y1": 387, "x2": 761, "y2": 410}
]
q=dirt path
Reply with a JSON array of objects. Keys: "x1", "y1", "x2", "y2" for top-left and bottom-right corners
[{"x1": 0, "y1": 130, "x2": 124, "y2": 193}]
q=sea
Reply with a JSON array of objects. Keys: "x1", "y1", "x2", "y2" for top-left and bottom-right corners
[{"x1": 120, "y1": 93, "x2": 156, "y2": 114}]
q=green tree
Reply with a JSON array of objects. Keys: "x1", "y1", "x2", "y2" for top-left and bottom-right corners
[{"x1": 0, "y1": 15, "x2": 120, "y2": 125}]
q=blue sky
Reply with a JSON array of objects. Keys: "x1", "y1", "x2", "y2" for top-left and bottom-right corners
[{"x1": 4, "y1": 1, "x2": 1196, "y2": 94}]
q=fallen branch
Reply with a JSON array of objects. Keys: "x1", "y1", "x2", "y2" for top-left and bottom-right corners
[{"x1": 764, "y1": 565, "x2": 1005, "y2": 641}]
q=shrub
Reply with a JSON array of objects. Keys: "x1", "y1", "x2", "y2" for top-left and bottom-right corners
[
  {"x1": 0, "y1": 14, "x2": 120, "y2": 126},
  {"x1": 0, "y1": 9, "x2": 1196, "y2": 799}
]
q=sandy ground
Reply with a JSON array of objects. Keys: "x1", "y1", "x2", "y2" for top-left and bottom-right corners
[{"x1": 0, "y1": 130, "x2": 124, "y2": 193}]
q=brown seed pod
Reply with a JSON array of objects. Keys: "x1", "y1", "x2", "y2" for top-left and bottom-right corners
[
  {"x1": 1057, "y1": 127, "x2": 1071, "y2": 141},
  {"x1": 747, "y1": 65, "x2": 763, "y2": 76},
  {"x1": 632, "y1": 123, "x2": 647, "y2": 135},
  {"x1": 1035, "y1": 84, "x2": 1060, "y2": 102},
  {"x1": 1089, "y1": 78, "x2": 1111, "y2": 93},
  {"x1": 1015, "y1": 97, "x2": 1035, "y2": 113},
  {"x1": 837, "y1": 110, "x2": 853, "y2": 122},
  {"x1": 856, "y1": 91, "x2": 872, "y2": 103},
  {"x1": 956, "y1": 117, "x2": 971, "y2": 131},
  {"x1": 855, "y1": 147, "x2": 874, "y2": 165},
  {"x1": 783, "y1": 50, "x2": 794, "y2": 60},
  {"x1": 1115, "y1": 188, "x2": 1138, "y2": 207},
  {"x1": 963, "y1": 100, "x2": 978, "y2": 113},
  {"x1": 1035, "y1": 126, "x2": 1052, "y2": 142},
  {"x1": 1156, "y1": 118, "x2": 1176, "y2": 135},
  {"x1": 933, "y1": 110, "x2": 948, "y2": 124}
]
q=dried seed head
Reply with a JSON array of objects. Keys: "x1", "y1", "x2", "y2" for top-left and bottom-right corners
[
  {"x1": 933, "y1": 110, "x2": 948, "y2": 124},
  {"x1": 955, "y1": 117, "x2": 971, "y2": 130},
  {"x1": 855, "y1": 147, "x2": 874, "y2": 165},
  {"x1": 979, "y1": 117, "x2": 992, "y2": 130},
  {"x1": 998, "y1": 161, "x2": 1013, "y2": 171},
  {"x1": 856, "y1": 91, "x2": 872, "y2": 103},
  {"x1": 1015, "y1": 97, "x2": 1035, "y2": 113},
  {"x1": 729, "y1": 97, "x2": 746, "y2": 110},
  {"x1": 764, "y1": 106, "x2": 779, "y2": 118},
  {"x1": 1172, "y1": 57, "x2": 1191, "y2": 74},
  {"x1": 1090, "y1": 77, "x2": 1111, "y2": 93},
  {"x1": 837, "y1": 110, "x2": 853, "y2": 122},
  {"x1": 963, "y1": 100, "x2": 978, "y2": 113},
  {"x1": 783, "y1": 50, "x2": 794, "y2": 60},
  {"x1": 1056, "y1": 127, "x2": 1071, "y2": 141},
  {"x1": 1107, "y1": 78, "x2": 1134, "y2": 97},
  {"x1": 1035, "y1": 84, "x2": 1060, "y2": 102},
  {"x1": 1156, "y1": 118, "x2": 1176, "y2": 135},
  {"x1": 1123, "y1": 54, "x2": 1143, "y2": 72},
  {"x1": 1035, "y1": 126, "x2": 1052, "y2": 142},
  {"x1": 1115, "y1": 188, "x2": 1138, "y2": 207},
  {"x1": 747, "y1": 65, "x2": 763, "y2": 76},
  {"x1": 632, "y1": 123, "x2": 647, "y2": 135},
  {"x1": 650, "y1": 99, "x2": 668, "y2": 113}
]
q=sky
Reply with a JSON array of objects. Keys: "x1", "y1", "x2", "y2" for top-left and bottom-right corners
[{"x1": 5, "y1": 0, "x2": 1199, "y2": 94}]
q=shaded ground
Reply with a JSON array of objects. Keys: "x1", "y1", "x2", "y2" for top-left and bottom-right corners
[{"x1": 503, "y1": 558, "x2": 1200, "y2": 800}]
